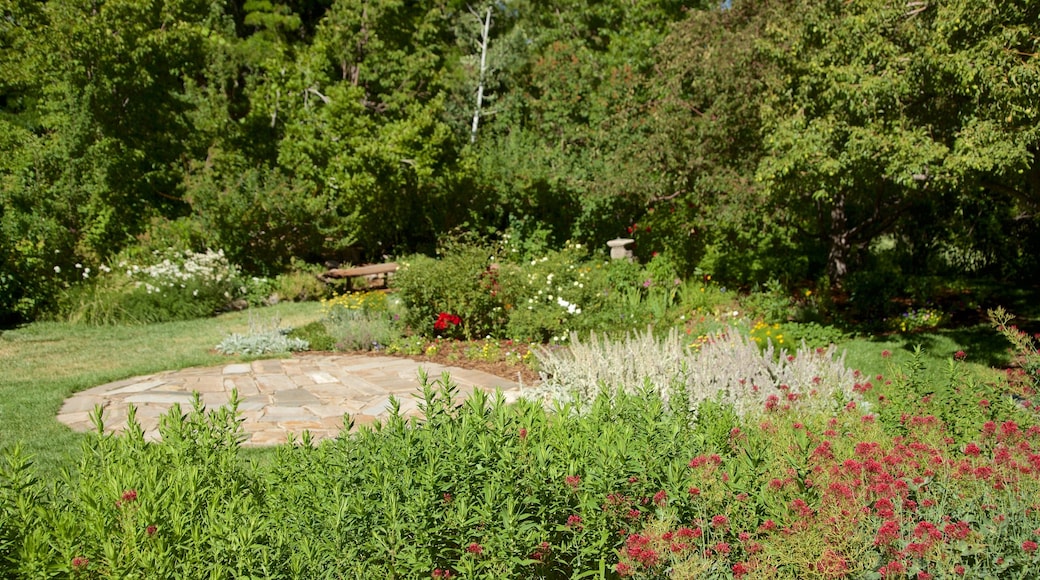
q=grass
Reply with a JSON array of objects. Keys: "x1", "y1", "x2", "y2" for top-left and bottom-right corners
[{"x1": 0, "y1": 302, "x2": 323, "y2": 476}]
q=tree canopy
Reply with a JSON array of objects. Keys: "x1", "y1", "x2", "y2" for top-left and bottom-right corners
[{"x1": 1, "y1": 0, "x2": 1037, "y2": 321}]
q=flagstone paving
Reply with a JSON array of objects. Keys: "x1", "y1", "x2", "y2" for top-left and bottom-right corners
[{"x1": 57, "y1": 355, "x2": 527, "y2": 446}]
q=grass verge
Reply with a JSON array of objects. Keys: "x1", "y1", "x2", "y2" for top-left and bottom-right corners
[{"x1": 0, "y1": 302, "x2": 322, "y2": 476}]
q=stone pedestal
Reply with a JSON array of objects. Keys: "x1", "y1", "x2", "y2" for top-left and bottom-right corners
[{"x1": 607, "y1": 238, "x2": 635, "y2": 260}]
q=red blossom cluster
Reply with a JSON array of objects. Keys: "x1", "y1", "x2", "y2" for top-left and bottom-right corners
[
  {"x1": 433, "y1": 312, "x2": 461, "y2": 331},
  {"x1": 613, "y1": 414, "x2": 1040, "y2": 577}
]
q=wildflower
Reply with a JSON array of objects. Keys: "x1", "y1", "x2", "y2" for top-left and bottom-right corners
[
  {"x1": 711, "y1": 515, "x2": 729, "y2": 529},
  {"x1": 117, "y1": 489, "x2": 138, "y2": 507},
  {"x1": 519, "y1": 427, "x2": 528, "y2": 440},
  {"x1": 565, "y1": 475, "x2": 581, "y2": 490},
  {"x1": 530, "y1": 541, "x2": 550, "y2": 561},
  {"x1": 954, "y1": 350, "x2": 967, "y2": 361},
  {"x1": 146, "y1": 525, "x2": 157, "y2": 536},
  {"x1": 954, "y1": 565, "x2": 965, "y2": 575},
  {"x1": 653, "y1": 490, "x2": 668, "y2": 506},
  {"x1": 875, "y1": 520, "x2": 900, "y2": 545},
  {"x1": 1023, "y1": 540, "x2": 1038, "y2": 553},
  {"x1": 566, "y1": 515, "x2": 583, "y2": 529},
  {"x1": 466, "y1": 543, "x2": 483, "y2": 555},
  {"x1": 53, "y1": 266, "x2": 61, "y2": 273},
  {"x1": 432, "y1": 569, "x2": 453, "y2": 578},
  {"x1": 615, "y1": 562, "x2": 633, "y2": 577},
  {"x1": 71, "y1": 556, "x2": 88, "y2": 569}
]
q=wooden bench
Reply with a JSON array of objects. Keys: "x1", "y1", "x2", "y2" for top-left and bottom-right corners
[{"x1": 323, "y1": 262, "x2": 399, "y2": 288}]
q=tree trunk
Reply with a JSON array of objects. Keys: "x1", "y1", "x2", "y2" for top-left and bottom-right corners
[
  {"x1": 827, "y1": 193, "x2": 850, "y2": 287},
  {"x1": 470, "y1": 6, "x2": 492, "y2": 144}
]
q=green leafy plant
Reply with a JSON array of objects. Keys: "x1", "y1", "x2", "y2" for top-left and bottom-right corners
[
  {"x1": 287, "y1": 321, "x2": 336, "y2": 351},
  {"x1": 392, "y1": 243, "x2": 506, "y2": 339},
  {"x1": 215, "y1": 316, "x2": 309, "y2": 355}
]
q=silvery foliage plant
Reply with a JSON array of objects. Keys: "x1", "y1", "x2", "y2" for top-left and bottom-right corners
[{"x1": 530, "y1": 327, "x2": 859, "y2": 416}]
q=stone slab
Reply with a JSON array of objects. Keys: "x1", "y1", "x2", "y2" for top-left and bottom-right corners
[
  {"x1": 106, "y1": 379, "x2": 168, "y2": 395},
  {"x1": 123, "y1": 392, "x2": 196, "y2": 405},
  {"x1": 223, "y1": 363, "x2": 252, "y2": 375}
]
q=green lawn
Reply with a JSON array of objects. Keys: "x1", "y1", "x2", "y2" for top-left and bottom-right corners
[{"x1": 0, "y1": 302, "x2": 323, "y2": 475}]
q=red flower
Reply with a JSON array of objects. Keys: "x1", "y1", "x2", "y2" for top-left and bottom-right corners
[
  {"x1": 875, "y1": 520, "x2": 901, "y2": 545},
  {"x1": 466, "y1": 543, "x2": 483, "y2": 555},
  {"x1": 616, "y1": 562, "x2": 633, "y2": 577},
  {"x1": 732, "y1": 562, "x2": 751, "y2": 577},
  {"x1": 519, "y1": 428, "x2": 528, "y2": 440},
  {"x1": 116, "y1": 489, "x2": 138, "y2": 507},
  {"x1": 1023, "y1": 540, "x2": 1038, "y2": 553},
  {"x1": 566, "y1": 515, "x2": 583, "y2": 529},
  {"x1": 71, "y1": 556, "x2": 89, "y2": 569},
  {"x1": 565, "y1": 475, "x2": 581, "y2": 490},
  {"x1": 432, "y1": 569, "x2": 453, "y2": 579},
  {"x1": 434, "y1": 312, "x2": 462, "y2": 331},
  {"x1": 146, "y1": 524, "x2": 157, "y2": 536},
  {"x1": 653, "y1": 490, "x2": 668, "y2": 507},
  {"x1": 711, "y1": 515, "x2": 729, "y2": 529},
  {"x1": 954, "y1": 350, "x2": 967, "y2": 360}
]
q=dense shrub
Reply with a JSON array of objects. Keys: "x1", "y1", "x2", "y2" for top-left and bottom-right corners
[
  {"x1": 62, "y1": 249, "x2": 251, "y2": 325},
  {"x1": 392, "y1": 244, "x2": 507, "y2": 339}
]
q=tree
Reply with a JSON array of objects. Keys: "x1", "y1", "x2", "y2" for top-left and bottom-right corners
[{"x1": 654, "y1": 0, "x2": 1039, "y2": 287}]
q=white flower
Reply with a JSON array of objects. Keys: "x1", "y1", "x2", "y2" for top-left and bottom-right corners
[
  {"x1": 75, "y1": 263, "x2": 82, "y2": 269},
  {"x1": 53, "y1": 266, "x2": 61, "y2": 273}
]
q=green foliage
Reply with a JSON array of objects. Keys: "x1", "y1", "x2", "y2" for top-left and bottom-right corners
[
  {"x1": 990, "y1": 307, "x2": 1040, "y2": 400},
  {"x1": 4, "y1": 369, "x2": 1040, "y2": 577},
  {"x1": 61, "y1": 249, "x2": 246, "y2": 325},
  {"x1": 186, "y1": 162, "x2": 339, "y2": 276},
  {"x1": 392, "y1": 244, "x2": 506, "y2": 339},
  {"x1": 272, "y1": 261, "x2": 330, "y2": 302},
  {"x1": 740, "y1": 279, "x2": 795, "y2": 324},
  {"x1": 215, "y1": 317, "x2": 309, "y2": 355},
  {"x1": 324, "y1": 311, "x2": 401, "y2": 352},
  {"x1": 286, "y1": 321, "x2": 336, "y2": 352},
  {"x1": 496, "y1": 244, "x2": 614, "y2": 342}
]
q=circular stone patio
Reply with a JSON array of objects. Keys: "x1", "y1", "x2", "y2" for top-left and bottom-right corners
[{"x1": 57, "y1": 355, "x2": 526, "y2": 446}]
